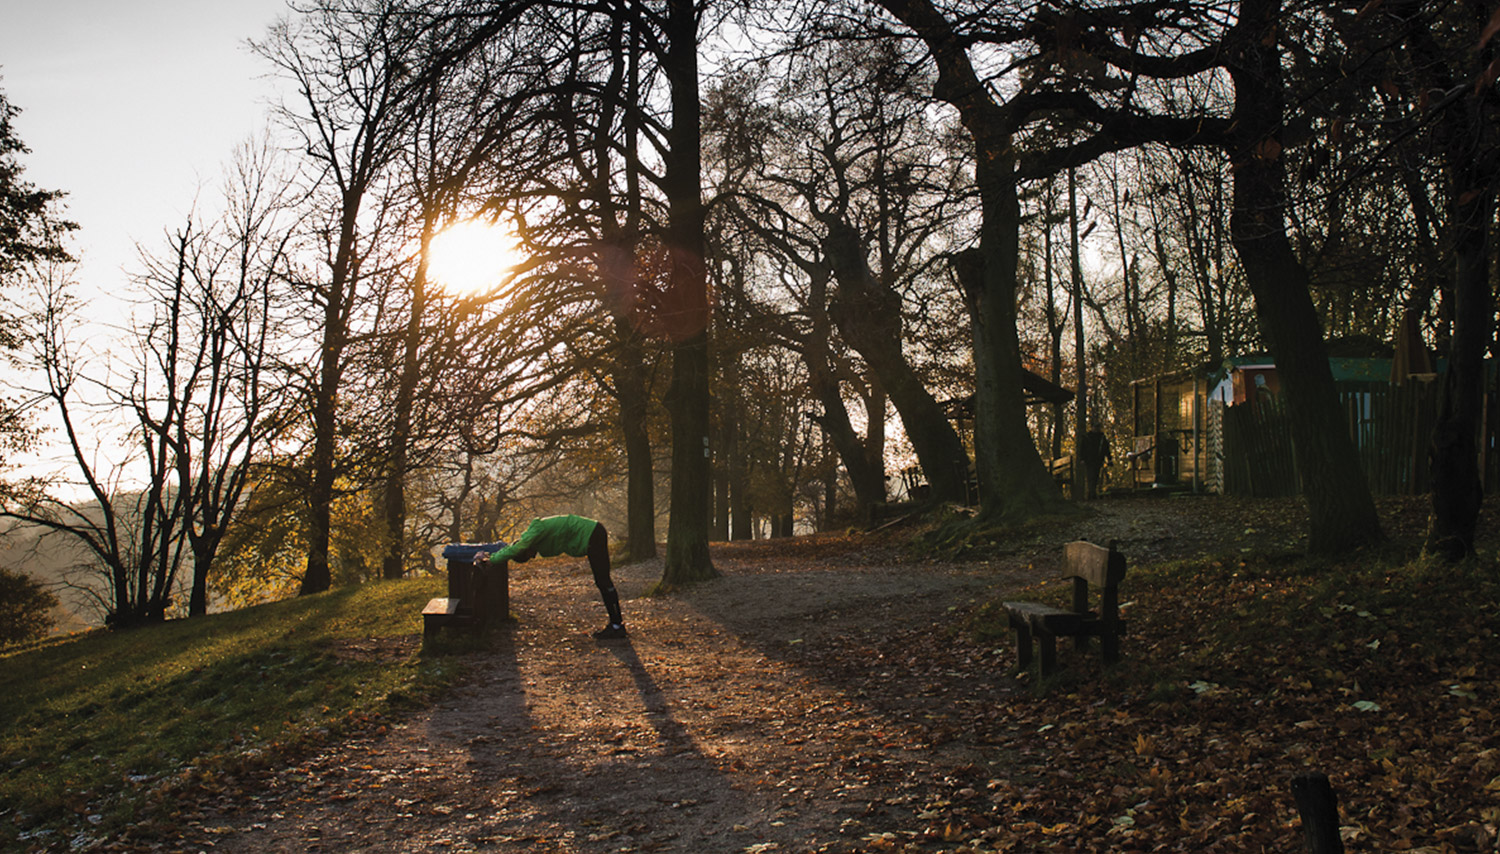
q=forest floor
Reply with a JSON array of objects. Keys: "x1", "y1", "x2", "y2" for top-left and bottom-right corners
[{"x1": 137, "y1": 493, "x2": 1498, "y2": 853}]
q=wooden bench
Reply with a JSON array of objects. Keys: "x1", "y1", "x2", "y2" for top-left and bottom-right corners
[
  {"x1": 422, "y1": 597, "x2": 469, "y2": 639},
  {"x1": 1003, "y1": 540, "x2": 1127, "y2": 677}
]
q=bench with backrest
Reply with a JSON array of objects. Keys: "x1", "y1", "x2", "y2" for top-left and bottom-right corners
[
  {"x1": 423, "y1": 542, "x2": 510, "y2": 639},
  {"x1": 1003, "y1": 540, "x2": 1127, "y2": 677}
]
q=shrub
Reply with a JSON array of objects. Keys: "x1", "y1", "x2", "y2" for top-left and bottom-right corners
[{"x1": 0, "y1": 567, "x2": 58, "y2": 646}]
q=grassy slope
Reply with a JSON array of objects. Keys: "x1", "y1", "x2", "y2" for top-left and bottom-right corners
[{"x1": 0, "y1": 575, "x2": 467, "y2": 850}]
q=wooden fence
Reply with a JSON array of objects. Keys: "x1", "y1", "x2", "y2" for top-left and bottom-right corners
[{"x1": 1211, "y1": 380, "x2": 1496, "y2": 497}]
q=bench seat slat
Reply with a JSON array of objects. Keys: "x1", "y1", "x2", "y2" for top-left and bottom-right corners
[
  {"x1": 422, "y1": 597, "x2": 473, "y2": 639},
  {"x1": 1002, "y1": 601, "x2": 1084, "y2": 635}
]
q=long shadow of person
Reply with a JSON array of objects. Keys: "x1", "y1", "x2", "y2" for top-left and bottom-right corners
[{"x1": 605, "y1": 639, "x2": 693, "y2": 749}]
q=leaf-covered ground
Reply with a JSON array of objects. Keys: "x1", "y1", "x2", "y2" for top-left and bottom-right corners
[{"x1": 114, "y1": 495, "x2": 1497, "y2": 853}]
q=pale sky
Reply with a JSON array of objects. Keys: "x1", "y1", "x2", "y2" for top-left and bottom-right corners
[{"x1": 1, "y1": 0, "x2": 291, "y2": 300}]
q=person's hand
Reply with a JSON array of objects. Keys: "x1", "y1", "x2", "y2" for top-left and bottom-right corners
[{"x1": 472, "y1": 552, "x2": 490, "y2": 566}]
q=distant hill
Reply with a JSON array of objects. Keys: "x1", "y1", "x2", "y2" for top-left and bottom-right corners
[{"x1": 0, "y1": 519, "x2": 106, "y2": 635}]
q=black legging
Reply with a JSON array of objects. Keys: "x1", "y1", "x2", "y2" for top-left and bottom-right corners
[{"x1": 588, "y1": 523, "x2": 623, "y2": 626}]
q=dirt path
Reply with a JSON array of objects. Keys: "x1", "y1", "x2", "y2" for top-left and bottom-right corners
[{"x1": 182, "y1": 498, "x2": 1305, "y2": 853}]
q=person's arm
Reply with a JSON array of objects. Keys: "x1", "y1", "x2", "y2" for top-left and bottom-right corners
[{"x1": 474, "y1": 520, "x2": 540, "y2": 565}]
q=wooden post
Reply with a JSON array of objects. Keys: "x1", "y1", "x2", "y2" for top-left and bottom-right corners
[{"x1": 1290, "y1": 772, "x2": 1343, "y2": 854}]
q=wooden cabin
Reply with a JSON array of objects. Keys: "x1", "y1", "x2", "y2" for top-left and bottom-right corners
[{"x1": 1131, "y1": 355, "x2": 1498, "y2": 497}]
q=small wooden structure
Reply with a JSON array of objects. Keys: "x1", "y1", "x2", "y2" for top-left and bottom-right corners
[
  {"x1": 1128, "y1": 366, "x2": 1212, "y2": 491},
  {"x1": 1130, "y1": 354, "x2": 1498, "y2": 497},
  {"x1": 1002, "y1": 540, "x2": 1128, "y2": 677},
  {"x1": 423, "y1": 542, "x2": 510, "y2": 638}
]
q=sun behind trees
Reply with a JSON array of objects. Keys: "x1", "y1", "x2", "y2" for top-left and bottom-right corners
[{"x1": 425, "y1": 218, "x2": 525, "y2": 297}]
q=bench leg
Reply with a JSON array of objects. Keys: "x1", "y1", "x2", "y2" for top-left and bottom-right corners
[
  {"x1": 1013, "y1": 622, "x2": 1033, "y2": 671},
  {"x1": 1101, "y1": 631, "x2": 1121, "y2": 666},
  {"x1": 1038, "y1": 632, "x2": 1058, "y2": 678}
]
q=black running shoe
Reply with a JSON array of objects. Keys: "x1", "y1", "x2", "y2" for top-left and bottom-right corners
[{"x1": 592, "y1": 624, "x2": 628, "y2": 639}]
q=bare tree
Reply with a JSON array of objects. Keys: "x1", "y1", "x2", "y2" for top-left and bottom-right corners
[
  {"x1": 255, "y1": 3, "x2": 422, "y2": 594},
  {"x1": 868, "y1": 0, "x2": 1081, "y2": 523},
  {"x1": 1362, "y1": 1, "x2": 1500, "y2": 559},
  {"x1": 707, "y1": 40, "x2": 971, "y2": 510},
  {"x1": 167, "y1": 139, "x2": 295, "y2": 616},
  {"x1": 5, "y1": 275, "x2": 188, "y2": 626},
  {"x1": 373, "y1": 14, "x2": 550, "y2": 578},
  {"x1": 1, "y1": 138, "x2": 295, "y2": 623}
]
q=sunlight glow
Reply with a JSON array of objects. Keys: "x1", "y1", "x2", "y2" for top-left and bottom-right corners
[{"x1": 426, "y1": 219, "x2": 523, "y2": 295}]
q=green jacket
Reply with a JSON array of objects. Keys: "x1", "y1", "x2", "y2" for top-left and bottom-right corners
[{"x1": 488, "y1": 515, "x2": 599, "y2": 564}]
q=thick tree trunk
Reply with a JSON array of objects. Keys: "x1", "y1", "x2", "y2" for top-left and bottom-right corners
[
  {"x1": 1395, "y1": 0, "x2": 1499, "y2": 560},
  {"x1": 659, "y1": 0, "x2": 715, "y2": 586},
  {"x1": 954, "y1": 195, "x2": 1072, "y2": 523},
  {"x1": 1226, "y1": 0, "x2": 1382, "y2": 556},
  {"x1": 810, "y1": 381, "x2": 887, "y2": 511},
  {"x1": 301, "y1": 283, "x2": 346, "y2": 595},
  {"x1": 807, "y1": 269, "x2": 886, "y2": 512},
  {"x1": 187, "y1": 529, "x2": 223, "y2": 617},
  {"x1": 875, "y1": 0, "x2": 1071, "y2": 522},
  {"x1": 1423, "y1": 122, "x2": 1494, "y2": 560},
  {"x1": 663, "y1": 329, "x2": 716, "y2": 582}
]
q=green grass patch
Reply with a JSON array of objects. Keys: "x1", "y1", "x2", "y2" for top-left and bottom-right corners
[{"x1": 1, "y1": 575, "x2": 469, "y2": 849}]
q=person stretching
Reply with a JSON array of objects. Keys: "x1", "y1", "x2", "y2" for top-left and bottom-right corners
[{"x1": 473, "y1": 514, "x2": 627, "y2": 639}]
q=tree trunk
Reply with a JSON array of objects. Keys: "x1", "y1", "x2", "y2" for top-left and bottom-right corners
[
  {"x1": 714, "y1": 461, "x2": 730, "y2": 540},
  {"x1": 951, "y1": 126, "x2": 1073, "y2": 522},
  {"x1": 822, "y1": 217, "x2": 970, "y2": 504},
  {"x1": 615, "y1": 318, "x2": 659, "y2": 560},
  {"x1": 876, "y1": 0, "x2": 1072, "y2": 522},
  {"x1": 824, "y1": 439, "x2": 838, "y2": 528},
  {"x1": 954, "y1": 219, "x2": 1072, "y2": 522},
  {"x1": 807, "y1": 269, "x2": 887, "y2": 512},
  {"x1": 865, "y1": 376, "x2": 888, "y2": 484},
  {"x1": 664, "y1": 329, "x2": 716, "y2": 582},
  {"x1": 381, "y1": 224, "x2": 432, "y2": 581},
  {"x1": 1044, "y1": 186, "x2": 1066, "y2": 460},
  {"x1": 1421, "y1": 41, "x2": 1496, "y2": 559},
  {"x1": 729, "y1": 414, "x2": 752, "y2": 541},
  {"x1": 188, "y1": 528, "x2": 222, "y2": 617},
  {"x1": 659, "y1": 0, "x2": 716, "y2": 586},
  {"x1": 718, "y1": 355, "x2": 739, "y2": 539},
  {"x1": 1225, "y1": 0, "x2": 1382, "y2": 556},
  {"x1": 810, "y1": 381, "x2": 887, "y2": 511},
  {"x1": 1070, "y1": 167, "x2": 1089, "y2": 502},
  {"x1": 301, "y1": 273, "x2": 347, "y2": 595}
]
